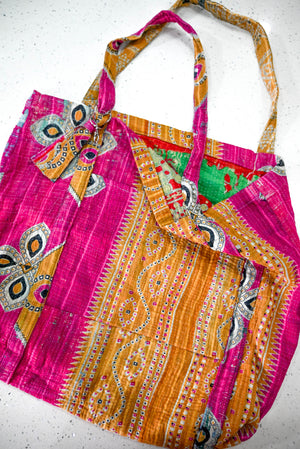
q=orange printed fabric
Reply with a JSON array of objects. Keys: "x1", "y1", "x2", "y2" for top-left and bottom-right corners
[{"x1": 0, "y1": 3, "x2": 299, "y2": 449}]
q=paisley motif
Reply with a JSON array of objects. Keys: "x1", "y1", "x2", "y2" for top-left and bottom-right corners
[
  {"x1": 194, "y1": 407, "x2": 222, "y2": 449},
  {"x1": 31, "y1": 102, "x2": 91, "y2": 146},
  {"x1": 181, "y1": 176, "x2": 198, "y2": 212},
  {"x1": 227, "y1": 261, "x2": 258, "y2": 350},
  {"x1": 32, "y1": 275, "x2": 52, "y2": 305},
  {"x1": 0, "y1": 223, "x2": 50, "y2": 311},
  {"x1": 85, "y1": 174, "x2": 106, "y2": 198},
  {"x1": 194, "y1": 214, "x2": 226, "y2": 252}
]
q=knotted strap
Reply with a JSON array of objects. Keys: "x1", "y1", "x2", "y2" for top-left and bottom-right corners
[
  {"x1": 90, "y1": 10, "x2": 208, "y2": 187},
  {"x1": 84, "y1": 0, "x2": 279, "y2": 154},
  {"x1": 32, "y1": 110, "x2": 111, "y2": 182},
  {"x1": 33, "y1": 10, "x2": 207, "y2": 187}
]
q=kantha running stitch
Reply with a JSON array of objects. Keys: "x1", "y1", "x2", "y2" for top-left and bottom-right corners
[{"x1": 0, "y1": 2, "x2": 299, "y2": 448}]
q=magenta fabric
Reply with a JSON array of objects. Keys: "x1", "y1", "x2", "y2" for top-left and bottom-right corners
[{"x1": 0, "y1": 6, "x2": 299, "y2": 449}]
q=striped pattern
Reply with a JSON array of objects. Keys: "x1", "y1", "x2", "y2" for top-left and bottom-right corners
[{"x1": 0, "y1": 4, "x2": 299, "y2": 449}]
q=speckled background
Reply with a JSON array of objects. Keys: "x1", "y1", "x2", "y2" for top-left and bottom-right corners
[{"x1": 0, "y1": 1, "x2": 299, "y2": 448}]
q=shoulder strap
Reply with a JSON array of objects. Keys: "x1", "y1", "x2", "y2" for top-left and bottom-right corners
[
  {"x1": 84, "y1": 0, "x2": 278, "y2": 154},
  {"x1": 83, "y1": 26, "x2": 168, "y2": 107},
  {"x1": 94, "y1": 10, "x2": 208, "y2": 187},
  {"x1": 171, "y1": 0, "x2": 278, "y2": 154}
]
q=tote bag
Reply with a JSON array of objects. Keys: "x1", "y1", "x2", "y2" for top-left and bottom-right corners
[{"x1": 0, "y1": 2, "x2": 299, "y2": 449}]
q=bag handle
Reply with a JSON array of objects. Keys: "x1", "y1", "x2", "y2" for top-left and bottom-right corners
[
  {"x1": 84, "y1": 0, "x2": 278, "y2": 154},
  {"x1": 96, "y1": 9, "x2": 208, "y2": 186},
  {"x1": 173, "y1": 0, "x2": 279, "y2": 154}
]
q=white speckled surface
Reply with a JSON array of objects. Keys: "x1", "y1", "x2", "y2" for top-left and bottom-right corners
[{"x1": 0, "y1": 1, "x2": 300, "y2": 448}]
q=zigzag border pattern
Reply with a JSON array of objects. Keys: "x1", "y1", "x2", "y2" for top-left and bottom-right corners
[{"x1": 211, "y1": 200, "x2": 298, "y2": 432}]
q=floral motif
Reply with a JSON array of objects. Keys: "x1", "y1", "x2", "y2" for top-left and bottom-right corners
[
  {"x1": 31, "y1": 102, "x2": 91, "y2": 147},
  {"x1": 0, "y1": 223, "x2": 50, "y2": 312}
]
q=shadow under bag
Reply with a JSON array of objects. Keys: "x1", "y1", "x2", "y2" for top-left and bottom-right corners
[{"x1": 0, "y1": 1, "x2": 299, "y2": 448}]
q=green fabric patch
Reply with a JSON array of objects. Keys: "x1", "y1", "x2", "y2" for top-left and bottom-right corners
[
  {"x1": 198, "y1": 159, "x2": 260, "y2": 205},
  {"x1": 151, "y1": 145, "x2": 261, "y2": 207},
  {"x1": 152, "y1": 147, "x2": 190, "y2": 177},
  {"x1": 148, "y1": 148, "x2": 186, "y2": 221}
]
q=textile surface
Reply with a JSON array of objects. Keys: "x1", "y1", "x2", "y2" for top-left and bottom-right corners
[{"x1": 0, "y1": 2, "x2": 299, "y2": 449}]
